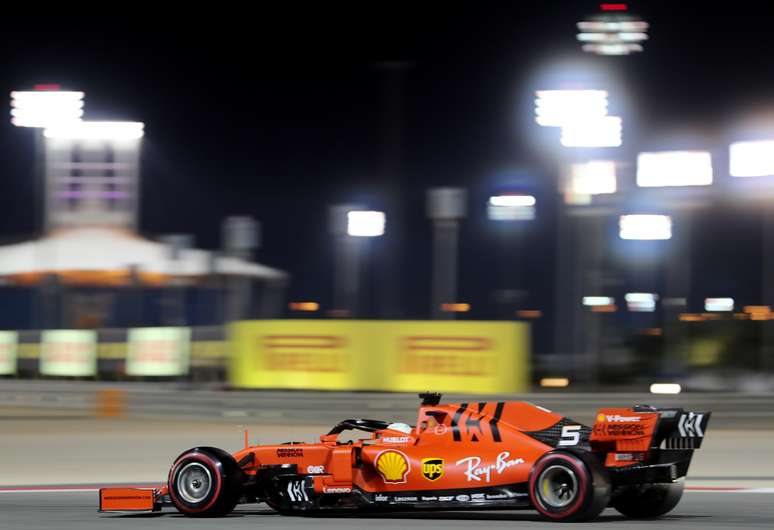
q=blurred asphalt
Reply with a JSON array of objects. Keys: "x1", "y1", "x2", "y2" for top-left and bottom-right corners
[{"x1": 1, "y1": 491, "x2": 773, "y2": 529}]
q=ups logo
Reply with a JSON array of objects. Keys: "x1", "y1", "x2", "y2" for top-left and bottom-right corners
[{"x1": 421, "y1": 458, "x2": 444, "y2": 481}]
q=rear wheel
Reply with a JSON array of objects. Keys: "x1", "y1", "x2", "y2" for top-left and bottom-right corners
[
  {"x1": 529, "y1": 450, "x2": 611, "y2": 522},
  {"x1": 168, "y1": 447, "x2": 243, "y2": 517},
  {"x1": 612, "y1": 482, "x2": 684, "y2": 518}
]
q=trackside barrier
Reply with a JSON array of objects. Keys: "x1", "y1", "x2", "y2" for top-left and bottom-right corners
[
  {"x1": 126, "y1": 327, "x2": 191, "y2": 376},
  {"x1": 39, "y1": 330, "x2": 97, "y2": 377},
  {"x1": 228, "y1": 320, "x2": 530, "y2": 394},
  {"x1": 7, "y1": 327, "x2": 225, "y2": 378},
  {"x1": 0, "y1": 331, "x2": 17, "y2": 375}
]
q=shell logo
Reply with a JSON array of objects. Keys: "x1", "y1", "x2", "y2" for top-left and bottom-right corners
[
  {"x1": 375, "y1": 450, "x2": 410, "y2": 484},
  {"x1": 597, "y1": 413, "x2": 606, "y2": 423}
]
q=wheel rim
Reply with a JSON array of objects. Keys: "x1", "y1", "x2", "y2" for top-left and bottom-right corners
[
  {"x1": 176, "y1": 462, "x2": 213, "y2": 504},
  {"x1": 537, "y1": 464, "x2": 579, "y2": 509}
]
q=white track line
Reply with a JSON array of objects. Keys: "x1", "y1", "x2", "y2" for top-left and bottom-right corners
[
  {"x1": 687, "y1": 487, "x2": 774, "y2": 493},
  {"x1": 0, "y1": 484, "x2": 156, "y2": 494},
  {"x1": 0, "y1": 488, "x2": 100, "y2": 493},
  {"x1": 2, "y1": 485, "x2": 773, "y2": 495}
]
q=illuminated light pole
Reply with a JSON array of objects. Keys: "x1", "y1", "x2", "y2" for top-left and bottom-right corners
[
  {"x1": 10, "y1": 90, "x2": 84, "y2": 128},
  {"x1": 329, "y1": 205, "x2": 385, "y2": 317},
  {"x1": 427, "y1": 188, "x2": 467, "y2": 320},
  {"x1": 562, "y1": 160, "x2": 617, "y2": 205},
  {"x1": 10, "y1": 88, "x2": 86, "y2": 236},
  {"x1": 531, "y1": 66, "x2": 627, "y2": 388},
  {"x1": 560, "y1": 116, "x2": 622, "y2": 148},
  {"x1": 729, "y1": 138, "x2": 774, "y2": 373},
  {"x1": 636, "y1": 151, "x2": 713, "y2": 187},
  {"x1": 347, "y1": 211, "x2": 386, "y2": 237},
  {"x1": 534, "y1": 90, "x2": 608, "y2": 127},
  {"x1": 625, "y1": 292, "x2": 658, "y2": 312},
  {"x1": 730, "y1": 140, "x2": 774, "y2": 177},
  {"x1": 44, "y1": 121, "x2": 144, "y2": 140},
  {"x1": 704, "y1": 298, "x2": 734, "y2": 312},
  {"x1": 488, "y1": 194, "x2": 536, "y2": 220},
  {"x1": 576, "y1": 3, "x2": 649, "y2": 56},
  {"x1": 488, "y1": 191, "x2": 536, "y2": 317},
  {"x1": 42, "y1": 121, "x2": 145, "y2": 233},
  {"x1": 619, "y1": 214, "x2": 673, "y2": 240}
]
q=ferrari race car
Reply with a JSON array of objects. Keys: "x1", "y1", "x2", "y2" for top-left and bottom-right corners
[{"x1": 100, "y1": 393, "x2": 710, "y2": 522}]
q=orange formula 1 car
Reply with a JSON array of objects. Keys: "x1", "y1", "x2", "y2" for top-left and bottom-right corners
[{"x1": 100, "y1": 393, "x2": 710, "y2": 522}]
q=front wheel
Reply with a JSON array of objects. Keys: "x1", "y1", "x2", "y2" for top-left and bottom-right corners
[
  {"x1": 612, "y1": 482, "x2": 684, "y2": 518},
  {"x1": 168, "y1": 447, "x2": 243, "y2": 517},
  {"x1": 529, "y1": 450, "x2": 611, "y2": 522}
]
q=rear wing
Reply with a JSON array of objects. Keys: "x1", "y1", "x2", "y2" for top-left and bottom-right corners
[
  {"x1": 591, "y1": 406, "x2": 711, "y2": 456},
  {"x1": 592, "y1": 405, "x2": 711, "y2": 483},
  {"x1": 647, "y1": 407, "x2": 711, "y2": 449}
]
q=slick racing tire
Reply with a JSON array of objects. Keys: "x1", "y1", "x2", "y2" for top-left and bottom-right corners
[
  {"x1": 529, "y1": 450, "x2": 611, "y2": 522},
  {"x1": 168, "y1": 447, "x2": 243, "y2": 517},
  {"x1": 612, "y1": 482, "x2": 684, "y2": 519}
]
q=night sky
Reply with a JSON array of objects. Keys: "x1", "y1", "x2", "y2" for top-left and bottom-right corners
[{"x1": 2, "y1": 2, "x2": 774, "y2": 343}]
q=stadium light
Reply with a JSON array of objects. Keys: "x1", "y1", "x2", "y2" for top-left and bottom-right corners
[
  {"x1": 44, "y1": 121, "x2": 145, "y2": 140},
  {"x1": 534, "y1": 90, "x2": 608, "y2": 127},
  {"x1": 346, "y1": 210, "x2": 386, "y2": 237},
  {"x1": 568, "y1": 160, "x2": 617, "y2": 196},
  {"x1": 705, "y1": 297, "x2": 734, "y2": 312},
  {"x1": 730, "y1": 140, "x2": 774, "y2": 177},
  {"x1": 583, "y1": 296, "x2": 614, "y2": 306},
  {"x1": 577, "y1": 3, "x2": 649, "y2": 55},
  {"x1": 288, "y1": 302, "x2": 320, "y2": 312},
  {"x1": 561, "y1": 116, "x2": 622, "y2": 147},
  {"x1": 636, "y1": 151, "x2": 713, "y2": 187},
  {"x1": 487, "y1": 194, "x2": 536, "y2": 221},
  {"x1": 650, "y1": 383, "x2": 681, "y2": 395},
  {"x1": 441, "y1": 303, "x2": 471, "y2": 313},
  {"x1": 581, "y1": 43, "x2": 643, "y2": 55},
  {"x1": 619, "y1": 214, "x2": 672, "y2": 240},
  {"x1": 625, "y1": 292, "x2": 658, "y2": 312},
  {"x1": 577, "y1": 32, "x2": 648, "y2": 43},
  {"x1": 578, "y1": 21, "x2": 649, "y2": 32},
  {"x1": 10, "y1": 90, "x2": 84, "y2": 128},
  {"x1": 540, "y1": 377, "x2": 570, "y2": 388}
]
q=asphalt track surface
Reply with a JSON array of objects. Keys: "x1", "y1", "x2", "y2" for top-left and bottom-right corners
[{"x1": 1, "y1": 490, "x2": 773, "y2": 529}]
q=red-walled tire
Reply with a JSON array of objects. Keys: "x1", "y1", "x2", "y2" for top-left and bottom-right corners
[
  {"x1": 529, "y1": 450, "x2": 611, "y2": 522},
  {"x1": 168, "y1": 447, "x2": 243, "y2": 517}
]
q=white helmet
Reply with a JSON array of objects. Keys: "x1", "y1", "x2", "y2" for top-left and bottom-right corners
[{"x1": 386, "y1": 422, "x2": 412, "y2": 434}]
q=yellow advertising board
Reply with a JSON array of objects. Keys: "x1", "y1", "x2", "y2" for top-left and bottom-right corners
[
  {"x1": 228, "y1": 320, "x2": 529, "y2": 393},
  {"x1": 229, "y1": 320, "x2": 373, "y2": 390}
]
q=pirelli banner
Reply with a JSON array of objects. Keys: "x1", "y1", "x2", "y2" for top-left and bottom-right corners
[
  {"x1": 39, "y1": 329, "x2": 98, "y2": 377},
  {"x1": 126, "y1": 327, "x2": 191, "y2": 376},
  {"x1": 0, "y1": 331, "x2": 18, "y2": 375},
  {"x1": 228, "y1": 320, "x2": 529, "y2": 393}
]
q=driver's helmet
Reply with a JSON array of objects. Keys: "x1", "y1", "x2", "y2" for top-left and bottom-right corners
[{"x1": 386, "y1": 422, "x2": 412, "y2": 434}]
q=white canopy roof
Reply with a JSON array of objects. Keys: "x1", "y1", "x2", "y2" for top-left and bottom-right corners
[{"x1": 0, "y1": 228, "x2": 287, "y2": 281}]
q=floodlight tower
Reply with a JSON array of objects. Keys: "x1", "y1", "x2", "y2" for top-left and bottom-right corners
[{"x1": 10, "y1": 87, "x2": 85, "y2": 233}]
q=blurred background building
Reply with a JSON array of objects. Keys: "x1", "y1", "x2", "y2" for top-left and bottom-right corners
[
  {"x1": 1, "y1": 90, "x2": 287, "y2": 330},
  {"x1": 1, "y1": 3, "x2": 774, "y2": 392}
]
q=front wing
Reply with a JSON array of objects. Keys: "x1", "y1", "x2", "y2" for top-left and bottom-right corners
[{"x1": 99, "y1": 486, "x2": 168, "y2": 512}]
